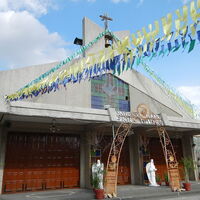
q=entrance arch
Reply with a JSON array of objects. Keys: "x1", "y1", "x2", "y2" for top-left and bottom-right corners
[{"x1": 104, "y1": 104, "x2": 181, "y2": 196}]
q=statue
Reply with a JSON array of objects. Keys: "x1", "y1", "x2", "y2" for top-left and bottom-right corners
[
  {"x1": 146, "y1": 159, "x2": 160, "y2": 186},
  {"x1": 197, "y1": 157, "x2": 200, "y2": 180},
  {"x1": 92, "y1": 160, "x2": 104, "y2": 189}
]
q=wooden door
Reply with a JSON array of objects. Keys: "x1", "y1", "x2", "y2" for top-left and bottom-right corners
[
  {"x1": 99, "y1": 136, "x2": 131, "y2": 185},
  {"x1": 2, "y1": 133, "x2": 80, "y2": 194},
  {"x1": 117, "y1": 139, "x2": 131, "y2": 185},
  {"x1": 148, "y1": 138, "x2": 184, "y2": 181}
]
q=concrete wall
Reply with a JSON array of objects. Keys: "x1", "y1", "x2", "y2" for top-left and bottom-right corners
[
  {"x1": 0, "y1": 62, "x2": 59, "y2": 98},
  {"x1": 182, "y1": 135, "x2": 196, "y2": 181},
  {"x1": 0, "y1": 127, "x2": 7, "y2": 194},
  {"x1": 29, "y1": 79, "x2": 91, "y2": 108},
  {"x1": 129, "y1": 85, "x2": 182, "y2": 117},
  {"x1": 118, "y1": 70, "x2": 191, "y2": 118},
  {"x1": 83, "y1": 17, "x2": 104, "y2": 57},
  {"x1": 129, "y1": 133, "x2": 143, "y2": 185},
  {"x1": 129, "y1": 135, "x2": 135, "y2": 184},
  {"x1": 80, "y1": 131, "x2": 92, "y2": 188},
  {"x1": 80, "y1": 134, "x2": 86, "y2": 187}
]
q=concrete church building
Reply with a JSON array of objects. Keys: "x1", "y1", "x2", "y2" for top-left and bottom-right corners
[{"x1": 0, "y1": 17, "x2": 200, "y2": 194}]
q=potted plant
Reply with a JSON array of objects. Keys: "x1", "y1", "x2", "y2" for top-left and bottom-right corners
[
  {"x1": 91, "y1": 160, "x2": 105, "y2": 199},
  {"x1": 156, "y1": 174, "x2": 162, "y2": 186},
  {"x1": 92, "y1": 174, "x2": 104, "y2": 199},
  {"x1": 164, "y1": 172, "x2": 169, "y2": 186},
  {"x1": 181, "y1": 157, "x2": 196, "y2": 191}
]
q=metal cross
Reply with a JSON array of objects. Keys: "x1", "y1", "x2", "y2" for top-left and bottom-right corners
[{"x1": 100, "y1": 14, "x2": 113, "y2": 30}]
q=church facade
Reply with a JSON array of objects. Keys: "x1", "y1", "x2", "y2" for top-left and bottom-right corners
[{"x1": 0, "y1": 17, "x2": 200, "y2": 194}]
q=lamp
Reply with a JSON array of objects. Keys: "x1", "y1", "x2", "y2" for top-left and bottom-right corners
[
  {"x1": 50, "y1": 119, "x2": 60, "y2": 133},
  {"x1": 73, "y1": 37, "x2": 83, "y2": 46}
]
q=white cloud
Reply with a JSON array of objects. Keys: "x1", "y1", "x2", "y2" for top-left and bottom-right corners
[
  {"x1": 0, "y1": 0, "x2": 54, "y2": 16},
  {"x1": 0, "y1": 11, "x2": 71, "y2": 69},
  {"x1": 178, "y1": 86, "x2": 200, "y2": 107},
  {"x1": 111, "y1": 0, "x2": 129, "y2": 3}
]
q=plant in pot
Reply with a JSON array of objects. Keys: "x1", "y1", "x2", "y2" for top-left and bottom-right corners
[
  {"x1": 156, "y1": 174, "x2": 162, "y2": 186},
  {"x1": 164, "y1": 172, "x2": 169, "y2": 186},
  {"x1": 92, "y1": 174, "x2": 104, "y2": 199},
  {"x1": 91, "y1": 160, "x2": 105, "y2": 199},
  {"x1": 181, "y1": 157, "x2": 196, "y2": 191}
]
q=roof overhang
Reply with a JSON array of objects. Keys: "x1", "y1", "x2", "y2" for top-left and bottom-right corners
[{"x1": 1, "y1": 101, "x2": 200, "y2": 134}]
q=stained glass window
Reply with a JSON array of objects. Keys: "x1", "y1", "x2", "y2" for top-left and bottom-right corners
[{"x1": 91, "y1": 74, "x2": 130, "y2": 112}]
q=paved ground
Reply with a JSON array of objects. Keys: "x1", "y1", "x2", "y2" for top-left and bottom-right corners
[{"x1": 0, "y1": 182, "x2": 200, "y2": 200}]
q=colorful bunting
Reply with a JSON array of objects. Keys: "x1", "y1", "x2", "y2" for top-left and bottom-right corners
[
  {"x1": 4, "y1": 0, "x2": 200, "y2": 119},
  {"x1": 17, "y1": 29, "x2": 115, "y2": 92},
  {"x1": 140, "y1": 62, "x2": 195, "y2": 117}
]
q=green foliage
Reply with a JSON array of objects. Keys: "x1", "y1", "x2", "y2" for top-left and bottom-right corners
[
  {"x1": 91, "y1": 174, "x2": 101, "y2": 189},
  {"x1": 164, "y1": 172, "x2": 168, "y2": 182},
  {"x1": 156, "y1": 174, "x2": 161, "y2": 182},
  {"x1": 91, "y1": 164, "x2": 105, "y2": 189},
  {"x1": 181, "y1": 157, "x2": 196, "y2": 183}
]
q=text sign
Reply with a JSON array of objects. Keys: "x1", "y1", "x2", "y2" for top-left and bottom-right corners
[
  {"x1": 105, "y1": 170, "x2": 117, "y2": 195},
  {"x1": 116, "y1": 111, "x2": 164, "y2": 126},
  {"x1": 169, "y1": 168, "x2": 181, "y2": 190}
]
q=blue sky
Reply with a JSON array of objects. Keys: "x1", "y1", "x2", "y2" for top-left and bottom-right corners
[{"x1": 0, "y1": 0, "x2": 199, "y2": 106}]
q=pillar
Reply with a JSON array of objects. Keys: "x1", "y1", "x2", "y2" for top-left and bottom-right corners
[
  {"x1": 182, "y1": 135, "x2": 196, "y2": 181},
  {"x1": 0, "y1": 127, "x2": 7, "y2": 194},
  {"x1": 80, "y1": 131, "x2": 91, "y2": 188},
  {"x1": 128, "y1": 135, "x2": 134, "y2": 184},
  {"x1": 80, "y1": 133, "x2": 86, "y2": 188},
  {"x1": 129, "y1": 133, "x2": 143, "y2": 185}
]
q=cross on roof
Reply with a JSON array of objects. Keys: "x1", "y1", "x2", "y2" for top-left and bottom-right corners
[{"x1": 99, "y1": 14, "x2": 113, "y2": 30}]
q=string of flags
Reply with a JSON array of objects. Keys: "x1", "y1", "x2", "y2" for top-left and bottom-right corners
[
  {"x1": 17, "y1": 29, "x2": 116, "y2": 92},
  {"x1": 140, "y1": 62, "x2": 195, "y2": 117},
  {"x1": 4, "y1": 0, "x2": 200, "y2": 119}
]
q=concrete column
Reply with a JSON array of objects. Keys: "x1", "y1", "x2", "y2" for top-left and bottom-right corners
[
  {"x1": 129, "y1": 133, "x2": 143, "y2": 185},
  {"x1": 80, "y1": 131, "x2": 91, "y2": 188},
  {"x1": 80, "y1": 133, "x2": 86, "y2": 188},
  {"x1": 85, "y1": 131, "x2": 92, "y2": 188},
  {"x1": 182, "y1": 135, "x2": 195, "y2": 181},
  {"x1": 0, "y1": 127, "x2": 7, "y2": 194},
  {"x1": 128, "y1": 135, "x2": 134, "y2": 184}
]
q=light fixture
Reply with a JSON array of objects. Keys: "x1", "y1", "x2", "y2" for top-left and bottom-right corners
[
  {"x1": 74, "y1": 37, "x2": 83, "y2": 46},
  {"x1": 50, "y1": 119, "x2": 60, "y2": 133}
]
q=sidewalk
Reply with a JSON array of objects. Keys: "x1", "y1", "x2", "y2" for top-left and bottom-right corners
[{"x1": 0, "y1": 182, "x2": 200, "y2": 200}]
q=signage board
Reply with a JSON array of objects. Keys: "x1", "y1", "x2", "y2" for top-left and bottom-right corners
[
  {"x1": 168, "y1": 168, "x2": 181, "y2": 191},
  {"x1": 104, "y1": 170, "x2": 117, "y2": 195},
  {"x1": 116, "y1": 111, "x2": 164, "y2": 126}
]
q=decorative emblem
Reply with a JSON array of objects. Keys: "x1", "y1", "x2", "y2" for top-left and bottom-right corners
[
  {"x1": 111, "y1": 155, "x2": 117, "y2": 163},
  {"x1": 137, "y1": 104, "x2": 150, "y2": 119},
  {"x1": 169, "y1": 155, "x2": 175, "y2": 162}
]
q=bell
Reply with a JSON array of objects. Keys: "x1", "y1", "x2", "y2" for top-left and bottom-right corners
[{"x1": 105, "y1": 34, "x2": 113, "y2": 48}]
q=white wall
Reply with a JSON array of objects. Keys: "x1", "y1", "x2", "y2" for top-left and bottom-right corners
[
  {"x1": 129, "y1": 84, "x2": 182, "y2": 117},
  {"x1": 117, "y1": 70, "x2": 192, "y2": 118}
]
